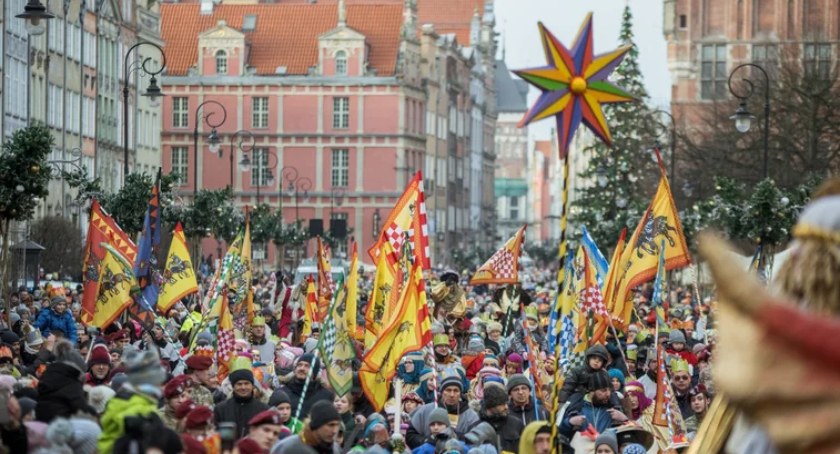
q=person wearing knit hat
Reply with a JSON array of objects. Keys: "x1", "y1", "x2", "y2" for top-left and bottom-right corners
[
  {"x1": 410, "y1": 407, "x2": 453, "y2": 454},
  {"x1": 268, "y1": 389, "x2": 303, "y2": 434},
  {"x1": 666, "y1": 329, "x2": 699, "y2": 369},
  {"x1": 506, "y1": 373, "x2": 546, "y2": 425},
  {"x1": 483, "y1": 353, "x2": 500, "y2": 368},
  {"x1": 87, "y1": 385, "x2": 116, "y2": 415},
  {"x1": 214, "y1": 362, "x2": 269, "y2": 440},
  {"x1": 276, "y1": 352, "x2": 334, "y2": 421},
  {"x1": 97, "y1": 347, "x2": 168, "y2": 454},
  {"x1": 33, "y1": 295, "x2": 77, "y2": 344},
  {"x1": 184, "y1": 354, "x2": 215, "y2": 408},
  {"x1": 36, "y1": 340, "x2": 97, "y2": 424},
  {"x1": 621, "y1": 443, "x2": 648, "y2": 454},
  {"x1": 84, "y1": 343, "x2": 112, "y2": 387},
  {"x1": 556, "y1": 343, "x2": 611, "y2": 404},
  {"x1": 271, "y1": 400, "x2": 341, "y2": 454},
  {"x1": 404, "y1": 368, "x2": 479, "y2": 450},
  {"x1": 473, "y1": 383, "x2": 523, "y2": 453},
  {"x1": 237, "y1": 409, "x2": 284, "y2": 453},
  {"x1": 504, "y1": 352, "x2": 523, "y2": 376},
  {"x1": 159, "y1": 375, "x2": 194, "y2": 430},
  {"x1": 41, "y1": 417, "x2": 102, "y2": 454},
  {"x1": 401, "y1": 392, "x2": 424, "y2": 415},
  {"x1": 416, "y1": 367, "x2": 437, "y2": 404},
  {"x1": 608, "y1": 368, "x2": 626, "y2": 396},
  {"x1": 559, "y1": 370, "x2": 627, "y2": 440},
  {"x1": 594, "y1": 430, "x2": 619, "y2": 454},
  {"x1": 461, "y1": 334, "x2": 487, "y2": 381}
]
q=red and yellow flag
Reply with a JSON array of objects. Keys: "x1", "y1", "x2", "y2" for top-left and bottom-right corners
[
  {"x1": 367, "y1": 171, "x2": 430, "y2": 270},
  {"x1": 81, "y1": 199, "x2": 137, "y2": 326},
  {"x1": 606, "y1": 162, "x2": 690, "y2": 329},
  {"x1": 469, "y1": 225, "x2": 527, "y2": 285},
  {"x1": 211, "y1": 292, "x2": 236, "y2": 381},
  {"x1": 360, "y1": 263, "x2": 432, "y2": 411},
  {"x1": 157, "y1": 222, "x2": 198, "y2": 313},
  {"x1": 316, "y1": 237, "x2": 333, "y2": 322}
]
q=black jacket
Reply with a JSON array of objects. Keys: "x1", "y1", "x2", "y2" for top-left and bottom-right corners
[
  {"x1": 35, "y1": 362, "x2": 96, "y2": 423},
  {"x1": 213, "y1": 394, "x2": 269, "y2": 439},
  {"x1": 510, "y1": 397, "x2": 548, "y2": 426},
  {"x1": 278, "y1": 378, "x2": 334, "y2": 420},
  {"x1": 468, "y1": 411, "x2": 524, "y2": 453}
]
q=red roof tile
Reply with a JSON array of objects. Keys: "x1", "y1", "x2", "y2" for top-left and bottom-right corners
[
  {"x1": 416, "y1": 0, "x2": 485, "y2": 45},
  {"x1": 160, "y1": 3, "x2": 404, "y2": 76}
]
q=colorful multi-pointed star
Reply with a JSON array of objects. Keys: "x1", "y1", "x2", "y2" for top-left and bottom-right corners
[{"x1": 514, "y1": 14, "x2": 635, "y2": 158}]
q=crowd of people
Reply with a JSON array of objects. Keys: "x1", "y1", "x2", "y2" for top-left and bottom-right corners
[{"x1": 0, "y1": 178, "x2": 837, "y2": 454}]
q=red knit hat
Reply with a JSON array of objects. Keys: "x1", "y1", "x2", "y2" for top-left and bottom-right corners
[
  {"x1": 88, "y1": 344, "x2": 111, "y2": 368},
  {"x1": 184, "y1": 406, "x2": 213, "y2": 430},
  {"x1": 175, "y1": 399, "x2": 196, "y2": 420},
  {"x1": 164, "y1": 375, "x2": 193, "y2": 399},
  {"x1": 235, "y1": 437, "x2": 266, "y2": 454}
]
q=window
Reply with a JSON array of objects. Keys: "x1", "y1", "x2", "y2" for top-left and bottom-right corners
[
  {"x1": 243, "y1": 15, "x2": 257, "y2": 32},
  {"x1": 330, "y1": 212, "x2": 349, "y2": 257},
  {"x1": 751, "y1": 44, "x2": 778, "y2": 80},
  {"x1": 215, "y1": 50, "x2": 228, "y2": 74},
  {"x1": 171, "y1": 147, "x2": 188, "y2": 185},
  {"x1": 804, "y1": 43, "x2": 832, "y2": 80},
  {"x1": 332, "y1": 97, "x2": 349, "y2": 129},
  {"x1": 509, "y1": 196, "x2": 520, "y2": 220},
  {"x1": 331, "y1": 149, "x2": 349, "y2": 187},
  {"x1": 250, "y1": 148, "x2": 271, "y2": 187},
  {"x1": 172, "y1": 97, "x2": 189, "y2": 128},
  {"x1": 252, "y1": 97, "x2": 269, "y2": 128},
  {"x1": 679, "y1": 14, "x2": 687, "y2": 28},
  {"x1": 700, "y1": 44, "x2": 727, "y2": 100},
  {"x1": 335, "y1": 50, "x2": 347, "y2": 75}
]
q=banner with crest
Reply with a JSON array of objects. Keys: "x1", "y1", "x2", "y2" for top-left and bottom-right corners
[{"x1": 157, "y1": 222, "x2": 198, "y2": 313}]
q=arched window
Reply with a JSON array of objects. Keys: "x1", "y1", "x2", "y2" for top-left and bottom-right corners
[
  {"x1": 215, "y1": 49, "x2": 228, "y2": 74},
  {"x1": 335, "y1": 50, "x2": 347, "y2": 76}
]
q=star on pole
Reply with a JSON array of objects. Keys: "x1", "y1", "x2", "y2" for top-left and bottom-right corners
[{"x1": 514, "y1": 14, "x2": 635, "y2": 158}]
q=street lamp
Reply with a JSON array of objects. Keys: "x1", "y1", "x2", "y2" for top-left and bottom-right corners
[
  {"x1": 238, "y1": 148, "x2": 277, "y2": 201},
  {"x1": 596, "y1": 166, "x2": 608, "y2": 188},
  {"x1": 330, "y1": 189, "x2": 346, "y2": 219},
  {"x1": 728, "y1": 63, "x2": 770, "y2": 179},
  {"x1": 122, "y1": 42, "x2": 166, "y2": 185},
  {"x1": 16, "y1": 0, "x2": 54, "y2": 36},
  {"x1": 372, "y1": 209, "x2": 381, "y2": 239},
  {"x1": 227, "y1": 130, "x2": 255, "y2": 188},
  {"x1": 192, "y1": 100, "x2": 227, "y2": 197}
]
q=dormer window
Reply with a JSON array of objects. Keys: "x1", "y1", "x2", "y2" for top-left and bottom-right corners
[
  {"x1": 335, "y1": 50, "x2": 347, "y2": 76},
  {"x1": 215, "y1": 50, "x2": 228, "y2": 74}
]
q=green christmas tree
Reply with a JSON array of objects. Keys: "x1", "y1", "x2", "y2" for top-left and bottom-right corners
[{"x1": 571, "y1": 5, "x2": 660, "y2": 250}]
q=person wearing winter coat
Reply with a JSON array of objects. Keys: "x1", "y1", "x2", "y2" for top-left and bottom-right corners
[
  {"x1": 214, "y1": 367, "x2": 269, "y2": 440},
  {"x1": 559, "y1": 371, "x2": 628, "y2": 440},
  {"x1": 406, "y1": 374, "x2": 480, "y2": 449},
  {"x1": 518, "y1": 421, "x2": 555, "y2": 454},
  {"x1": 35, "y1": 340, "x2": 97, "y2": 423},
  {"x1": 84, "y1": 344, "x2": 112, "y2": 387},
  {"x1": 270, "y1": 400, "x2": 342, "y2": 454},
  {"x1": 33, "y1": 297, "x2": 77, "y2": 344},
  {"x1": 277, "y1": 353, "x2": 334, "y2": 420},
  {"x1": 467, "y1": 383, "x2": 524, "y2": 453},
  {"x1": 507, "y1": 374, "x2": 547, "y2": 426},
  {"x1": 98, "y1": 348, "x2": 168, "y2": 454},
  {"x1": 512, "y1": 305, "x2": 548, "y2": 355},
  {"x1": 557, "y1": 344, "x2": 610, "y2": 404}
]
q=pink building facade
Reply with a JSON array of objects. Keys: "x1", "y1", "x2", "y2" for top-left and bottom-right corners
[{"x1": 160, "y1": 2, "x2": 426, "y2": 268}]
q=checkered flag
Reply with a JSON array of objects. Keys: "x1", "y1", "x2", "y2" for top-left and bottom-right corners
[
  {"x1": 320, "y1": 312, "x2": 337, "y2": 366},
  {"x1": 557, "y1": 315, "x2": 576, "y2": 369},
  {"x1": 581, "y1": 286, "x2": 608, "y2": 318}
]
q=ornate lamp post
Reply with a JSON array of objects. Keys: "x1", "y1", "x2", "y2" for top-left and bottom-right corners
[
  {"x1": 728, "y1": 63, "x2": 771, "y2": 179},
  {"x1": 16, "y1": 0, "x2": 54, "y2": 36},
  {"x1": 122, "y1": 42, "x2": 166, "y2": 185},
  {"x1": 192, "y1": 101, "x2": 226, "y2": 197},
  {"x1": 226, "y1": 130, "x2": 255, "y2": 189}
]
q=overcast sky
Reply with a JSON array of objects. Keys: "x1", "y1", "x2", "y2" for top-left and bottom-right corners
[{"x1": 495, "y1": 0, "x2": 671, "y2": 140}]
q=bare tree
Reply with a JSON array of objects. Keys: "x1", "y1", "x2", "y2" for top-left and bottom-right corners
[{"x1": 30, "y1": 216, "x2": 83, "y2": 280}]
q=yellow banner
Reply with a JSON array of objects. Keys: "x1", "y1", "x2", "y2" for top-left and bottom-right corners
[
  {"x1": 90, "y1": 244, "x2": 137, "y2": 328},
  {"x1": 346, "y1": 241, "x2": 359, "y2": 339},
  {"x1": 360, "y1": 264, "x2": 431, "y2": 411},
  {"x1": 157, "y1": 222, "x2": 198, "y2": 313}
]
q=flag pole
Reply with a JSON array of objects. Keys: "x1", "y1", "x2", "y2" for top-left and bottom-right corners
[{"x1": 550, "y1": 153, "x2": 571, "y2": 454}]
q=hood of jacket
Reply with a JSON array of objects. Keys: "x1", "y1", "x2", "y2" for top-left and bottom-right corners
[{"x1": 518, "y1": 421, "x2": 550, "y2": 454}]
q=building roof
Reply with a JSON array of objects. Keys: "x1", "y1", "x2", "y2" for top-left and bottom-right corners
[
  {"x1": 416, "y1": 0, "x2": 485, "y2": 46},
  {"x1": 160, "y1": 3, "x2": 404, "y2": 76},
  {"x1": 495, "y1": 59, "x2": 528, "y2": 113}
]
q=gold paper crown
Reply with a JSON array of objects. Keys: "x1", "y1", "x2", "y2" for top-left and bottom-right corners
[
  {"x1": 792, "y1": 224, "x2": 840, "y2": 244},
  {"x1": 626, "y1": 347, "x2": 638, "y2": 361},
  {"x1": 433, "y1": 333, "x2": 450, "y2": 346},
  {"x1": 251, "y1": 316, "x2": 266, "y2": 327},
  {"x1": 193, "y1": 345, "x2": 214, "y2": 358},
  {"x1": 670, "y1": 358, "x2": 690, "y2": 375}
]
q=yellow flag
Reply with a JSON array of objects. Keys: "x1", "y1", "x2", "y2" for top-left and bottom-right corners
[
  {"x1": 90, "y1": 244, "x2": 137, "y2": 328},
  {"x1": 360, "y1": 264, "x2": 431, "y2": 411},
  {"x1": 157, "y1": 222, "x2": 198, "y2": 313},
  {"x1": 346, "y1": 241, "x2": 359, "y2": 339},
  {"x1": 316, "y1": 237, "x2": 333, "y2": 322},
  {"x1": 364, "y1": 246, "x2": 411, "y2": 350},
  {"x1": 608, "y1": 167, "x2": 690, "y2": 329},
  {"x1": 301, "y1": 278, "x2": 317, "y2": 339},
  {"x1": 230, "y1": 213, "x2": 254, "y2": 324},
  {"x1": 469, "y1": 225, "x2": 527, "y2": 285}
]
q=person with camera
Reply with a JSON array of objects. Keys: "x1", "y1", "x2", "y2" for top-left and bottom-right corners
[{"x1": 214, "y1": 364, "x2": 269, "y2": 440}]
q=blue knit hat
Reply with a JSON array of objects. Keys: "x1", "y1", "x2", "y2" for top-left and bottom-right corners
[
  {"x1": 622, "y1": 443, "x2": 648, "y2": 454},
  {"x1": 608, "y1": 368, "x2": 625, "y2": 385}
]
